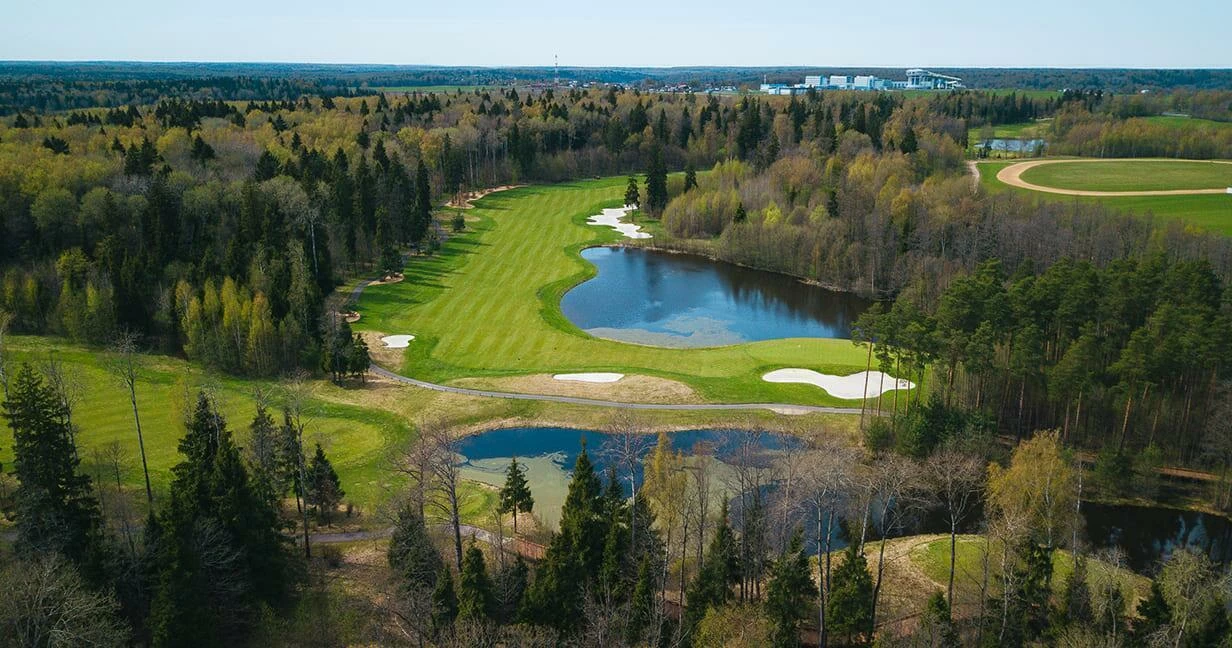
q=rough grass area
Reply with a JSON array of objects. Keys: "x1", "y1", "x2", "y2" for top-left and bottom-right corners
[
  {"x1": 354, "y1": 178, "x2": 872, "y2": 406},
  {"x1": 910, "y1": 535, "x2": 1150, "y2": 618},
  {"x1": 1019, "y1": 160, "x2": 1232, "y2": 192},
  {"x1": 977, "y1": 161, "x2": 1232, "y2": 235}
]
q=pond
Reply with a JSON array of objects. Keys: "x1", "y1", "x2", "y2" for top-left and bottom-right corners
[
  {"x1": 1082, "y1": 502, "x2": 1232, "y2": 572},
  {"x1": 455, "y1": 426, "x2": 802, "y2": 529},
  {"x1": 980, "y1": 138, "x2": 1046, "y2": 154},
  {"x1": 560, "y1": 247, "x2": 872, "y2": 348}
]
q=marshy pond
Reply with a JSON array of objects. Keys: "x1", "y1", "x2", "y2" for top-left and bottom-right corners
[{"x1": 560, "y1": 247, "x2": 871, "y2": 348}]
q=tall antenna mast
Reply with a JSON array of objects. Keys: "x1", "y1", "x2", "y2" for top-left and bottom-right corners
[{"x1": 554, "y1": 54, "x2": 559, "y2": 87}]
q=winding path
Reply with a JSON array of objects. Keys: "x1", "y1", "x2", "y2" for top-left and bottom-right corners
[{"x1": 996, "y1": 158, "x2": 1232, "y2": 197}]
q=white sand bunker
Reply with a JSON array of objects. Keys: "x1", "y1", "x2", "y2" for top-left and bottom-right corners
[
  {"x1": 588, "y1": 207, "x2": 651, "y2": 239},
  {"x1": 763, "y1": 369, "x2": 914, "y2": 400},
  {"x1": 553, "y1": 372, "x2": 625, "y2": 383},
  {"x1": 380, "y1": 334, "x2": 416, "y2": 348}
]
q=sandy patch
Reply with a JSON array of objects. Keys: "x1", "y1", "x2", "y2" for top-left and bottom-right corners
[
  {"x1": 380, "y1": 334, "x2": 415, "y2": 348},
  {"x1": 996, "y1": 158, "x2": 1232, "y2": 197},
  {"x1": 588, "y1": 206, "x2": 651, "y2": 239},
  {"x1": 446, "y1": 184, "x2": 525, "y2": 209},
  {"x1": 553, "y1": 372, "x2": 624, "y2": 383},
  {"x1": 450, "y1": 373, "x2": 700, "y2": 404},
  {"x1": 340, "y1": 310, "x2": 360, "y2": 324},
  {"x1": 763, "y1": 369, "x2": 914, "y2": 400},
  {"x1": 369, "y1": 273, "x2": 404, "y2": 286}
]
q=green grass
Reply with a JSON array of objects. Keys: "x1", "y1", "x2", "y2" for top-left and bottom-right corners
[
  {"x1": 1019, "y1": 160, "x2": 1232, "y2": 192},
  {"x1": 354, "y1": 178, "x2": 872, "y2": 406},
  {"x1": 0, "y1": 336, "x2": 413, "y2": 510},
  {"x1": 977, "y1": 160, "x2": 1232, "y2": 235},
  {"x1": 1141, "y1": 115, "x2": 1232, "y2": 131},
  {"x1": 912, "y1": 535, "x2": 1150, "y2": 610}
]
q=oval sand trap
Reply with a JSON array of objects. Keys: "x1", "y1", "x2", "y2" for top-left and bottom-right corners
[
  {"x1": 763, "y1": 369, "x2": 914, "y2": 400},
  {"x1": 553, "y1": 372, "x2": 625, "y2": 383},
  {"x1": 380, "y1": 334, "x2": 416, "y2": 348},
  {"x1": 588, "y1": 207, "x2": 651, "y2": 239}
]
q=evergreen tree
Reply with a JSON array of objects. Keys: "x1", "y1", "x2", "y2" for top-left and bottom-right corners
[
  {"x1": 734, "y1": 202, "x2": 747, "y2": 223},
  {"x1": 626, "y1": 555, "x2": 658, "y2": 646},
  {"x1": 683, "y1": 162, "x2": 698, "y2": 192},
  {"x1": 306, "y1": 442, "x2": 344, "y2": 523},
  {"x1": 411, "y1": 158, "x2": 433, "y2": 247},
  {"x1": 1058, "y1": 555, "x2": 1093, "y2": 628},
  {"x1": 498, "y1": 457, "x2": 534, "y2": 535},
  {"x1": 764, "y1": 528, "x2": 817, "y2": 648},
  {"x1": 920, "y1": 590, "x2": 959, "y2": 647},
  {"x1": 521, "y1": 444, "x2": 605, "y2": 630},
  {"x1": 149, "y1": 393, "x2": 290, "y2": 647},
  {"x1": 684, "y1": 500, "x2": 740, "y2": 635},
  {"x1": 827, "y1": 541, "x2": 874, "y2": 645},
  {"x1": 254, "y1": 150, "x2": 279, "y2": 181},
  {"x1": 3, "y1": 363, "x2": 105, "y2": 580},
  {"x1": 388, "y1": 504, "x2": 443, "y2": 591},
  {"x1": 493, "y1": 557, "x2": 529, "y2": 624},
  {"x1": 1132, "y1": 581, "x2": 1170, "y2": 644},
  {"x1": 246, "y1": 403, "x2": 282, "y2": 505},
  {"x1": 624, "y1": 175, "x2": 640, "y2": 209},
  {"x1": 645, "y1": 146, "x2": 668, "y2": 215},
  {"x1": 457, "y1": 543, "x2": 494, "y2": 622},
  {"x1": 431, "y1": 566, "x2": 458, "y2": 638}
]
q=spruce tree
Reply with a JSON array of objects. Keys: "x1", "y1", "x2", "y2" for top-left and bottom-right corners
[
  {"x1": 431, "y1": 566, "x2": 458, "y2": 638},
  {"x1": 457, "y1": 543, "x2": 494, "y2": 622},
  {"x1": 498, "y1": 457, "x2": 534, "y2": 535},
  {"x1": 645, "y1": 146, "x2": 668, "y2": 215},
  {"x1": 827, "y1": 541, "x2": 874, "y2": 645},
  {"x1": 684, "y1": 500, "x2": 740, "y2": 634},
  {"x1": 388, "y1": 504, "x2": 443, "y2": 591},
  {"x1": 684, "y1": 163, "x2": 698, "y2": 192},
  {"x1": 149, "y1": 393, "x2": 290, "y2": 647},
  {"x1": 306, "y1": 442, "x2": 344, "y2": 523},
  {"x1": 1132, "y1": 581, "x2": 1170, "y2": 644},
  {"x1": 624, "y1": 175, "x2": 640, "y2": 209},
  {"x1": 411, "y1": 158, "x2": 433, "y2": 246},
  {"x1": 3, "y1": 363, "x2": 105, "y2": 580},
  {"x1": 626, "y1": 556, "x2": 657, "y2": 646},
  {"x1": 765, "y1": 528, "x2": 817, "y2": 648}
]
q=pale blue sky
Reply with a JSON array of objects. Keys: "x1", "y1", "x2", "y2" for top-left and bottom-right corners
[{"x1": 4, "y1": 0, "x2": 1230, "y2": 68}]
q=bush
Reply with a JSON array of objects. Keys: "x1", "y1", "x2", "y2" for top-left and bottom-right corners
[
  {"x1": 864, "y1": 417, "x2": 894, "y2": 454},
  {"x1": 320, "y1": 544, "x2": 343, "y2": 569},
  {"x1": 451, "y1": 211, "x2": 465, "y2": 232}
]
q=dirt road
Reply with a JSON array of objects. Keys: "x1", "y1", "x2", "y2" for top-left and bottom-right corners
[{"x1": 996, "y1": 158, "x2": 1232, "y2": 197}]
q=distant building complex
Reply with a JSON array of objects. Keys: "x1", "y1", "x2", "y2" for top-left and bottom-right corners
[{"x1": 761, "y1": 69, "x2": 963, "y2": 94}]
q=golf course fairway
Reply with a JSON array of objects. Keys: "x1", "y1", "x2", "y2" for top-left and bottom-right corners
[{"x1": 354, "y1": 177, "x2": 879, "y2": 407}]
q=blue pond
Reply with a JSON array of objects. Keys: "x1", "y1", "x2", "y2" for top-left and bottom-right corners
[{"x1": 559, "y1": 246, "x2": 871, "y2": 348}]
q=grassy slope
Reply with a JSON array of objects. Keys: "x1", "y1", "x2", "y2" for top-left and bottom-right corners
[
  {"x1": 355, "y1": 178, "x2": 873, "y2": 406},
  {"x1": 911, "y1": 535, "x2": 1150, "y2": 614},
  {"x1": 1019, "y1": 160, "x2": 1232, "y2": 192},
  {"x1": 978, "y1": 161, "x2": 1232, "y2": 236},
  {"x1": 0, "y1": 336, "x2": 412, "y2": 509}
]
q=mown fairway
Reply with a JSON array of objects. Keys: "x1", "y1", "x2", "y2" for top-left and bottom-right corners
[
  {"x1": 977, "y1": 160, "x2": 1232, "y2": 235},
  {"x1": 355, "y1": 178, "x2": 871, "y2": 406},
  {"x1": 1019, "y1": 159, "x2": 1232, "y2": 192}
]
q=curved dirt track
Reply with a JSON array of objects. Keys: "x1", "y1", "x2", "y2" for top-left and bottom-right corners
[{"x1": 996, "y1": 158, "x2": 1232, "y2": 197}]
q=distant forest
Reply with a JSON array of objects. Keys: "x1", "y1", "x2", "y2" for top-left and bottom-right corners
[{"x1": 2, "y1": 62, "x2": 1231, "y2": 115}]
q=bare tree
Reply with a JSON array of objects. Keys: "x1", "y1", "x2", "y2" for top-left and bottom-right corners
[
  {"x1": 421, "y1": 419, "x2": 465, "y2": 570},
  {"x1": 927, "y1": 448, "x2": 985, "y2": 609},
  {"x1": 0, "y1": 554, "x2": 130, "y2": 648},
  {"x1": 799, "y1": 436, "x2": 859, "y2": 648},
  {"x1": 106, "y1": 331, "x2": 154, "y2": 506},
  {"x1": 283, "y1": 372, "x2": 314, "y2": 558},
  {"x1": 42, "y1": 350, "x2": 84, "y2": 455},
  {"x1": 866, "y1": 454, "x2": 925, "y2": 635},
  {"x1": 602, "y1": 412, "x2": 654, "y2": 550}
]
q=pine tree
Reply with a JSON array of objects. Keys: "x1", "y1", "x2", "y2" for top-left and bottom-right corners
[
  {"x1": 1131, "y1": 581, "x2": 1170, "y2": 644},
  {"x1": 306, "y1": 442, "x2": 344, "y2": 523},
  {"x1": 3, "y1": 363, "x2": 105, "y2": 581},
  {"x1": 626, "y1": 555, "x2": 657, "y2": 646},
  {"x1": 254, "y1": 150, "x2": 279, "y2": 181},
  {"x1": 411, "y1": 158, "x2": 433, "y2": 247},
  {"x1": 498, "y1": 457, "x2": 534, "y2": 535},
  {"x1": 247, "y1": 403, "x2": 282, "y2": 505},
  {"x1": 765, "y1": 528, "x2": 817, "y2": 648},
  {"x1": 431, "y1": 566, "x2": 458, "y2": 638},
  {"x1": 388, "y1": 504, "x2": 443, "y2": 591},
  {"x1": 827, "y1": 541, "x2": 874, "y2": 645},
  {"x1": 457, "y1": 543, "x2": 494, "y2": 622}
]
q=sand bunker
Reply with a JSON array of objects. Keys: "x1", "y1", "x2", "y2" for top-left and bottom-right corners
[
  {"x1": 588, "y1": 207, "x2": 651, "y2": 239},
  {"x1": 380, "y1": 334, "x2": 416, "y2": 348},
  {"x1": 763, "y1": 369, "x2": 914, "y2": 400},
  {"x1": 552, "y1": 372, "x2": 625, "y2": 383}
]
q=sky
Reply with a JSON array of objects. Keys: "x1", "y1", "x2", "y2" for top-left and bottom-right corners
[{"x1": 4, "y1": 0, "x2": 1231, "y2": 69}]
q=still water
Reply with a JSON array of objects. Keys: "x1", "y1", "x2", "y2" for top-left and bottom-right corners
[{"x1": 560, "y1": 247, "x2": 871, "y2": 348}]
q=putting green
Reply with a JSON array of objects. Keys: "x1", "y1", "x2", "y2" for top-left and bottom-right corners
[{"x1": 354, "y1": 178, "x2": 873, "y2": 406}]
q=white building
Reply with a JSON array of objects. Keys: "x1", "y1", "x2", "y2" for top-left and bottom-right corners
[{"x1": 767, "y1": 69, "x2": 963, "y2": 93}]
